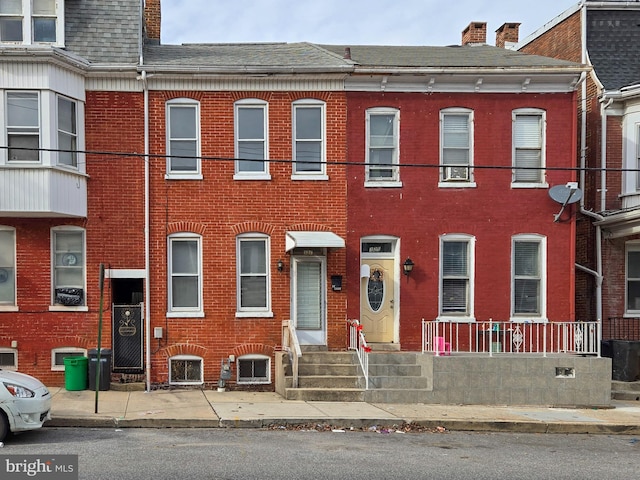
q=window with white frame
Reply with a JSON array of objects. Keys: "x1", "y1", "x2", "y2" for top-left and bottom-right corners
[
  {"x1": 168, "y1": 234, "x2": 202, "y2": 313},
  {"x1": 0, "y1": 348, "x2": 17, "y2": 370},
  {"x1": 512, "y1": 109, "x2": 545, "y2": 185},
  {"x1": 57, "y1": 96, "x2": 77, "y2": 168},
  {"x1": 293, "y1": 100, "x2": 325, "y2": 177},
  {"x1": 512, "y1": 235, "x2": 546, "y2": 318},
  {"x1": 366, "y1": 108, "x2": 400, "y2": 184},
  {"x1": 237, "y1": 354, "x2": 270, "y2": 384},
  {"x1": 166, "y1": 100, "x2": 200, "y2": 176},
  {"x1": 635, "y1": 124, "x2": 640, "y2": 191},
  {"x1": 169, "y1": 355, "x2": 203, "y2": 385},
  {"x1": 51, "y1": 347, "x2": 86, "y2": 371},
  {"x1": 440, "y1": 235, "x2": 474, "y2": 317},
  {"x1": 0, "y1": 227, "x2": 16, "y2": 306},
  {"x1": 52, "y1": 227, "x2": 85, "y2": 307},
  {"x1": 440, "y1": 109, "x2": 473, "y2": 183},
  {"x1": 6, "y1": 91, "x2": 40, "y2": 162},
  {"x1": 626, "y1": 243, "x2": 640, "y2": 313},
  {"x1": 0, "y1": 0, "x2": 61, "y2": 44},
  {"x1": 235, "y1": 100, "x2": 268, "y2": 178},
  {"x1": 237, "y1": 234, "x2": 270, "y2": 314}
]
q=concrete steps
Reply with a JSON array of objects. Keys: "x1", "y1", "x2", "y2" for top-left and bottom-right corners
[
  {"x1": 611, "y1": 380, "x2": 640, "y2": 401},
  {"x1": 281, "y1": 349, "x2": 431, "y2": 403}
]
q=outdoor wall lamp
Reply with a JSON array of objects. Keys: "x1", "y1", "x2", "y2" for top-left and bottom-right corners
[
  {"x1": 403, "y1": 257, "x2": 415, "y2": 276},
  {"x1": 277, "y1": 259, "x2": 284, "y2": 272}
]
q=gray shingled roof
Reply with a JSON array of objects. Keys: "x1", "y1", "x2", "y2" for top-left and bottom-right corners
[
  {"x1": 587, "y1": 10, "x2": 640, "y2": 90},
  {"x1": 142, "y1": 42, "x2": 582, "y2": 72},
  {"x1": 64, "y1": 0, "x2": 141, "y2": 65}
]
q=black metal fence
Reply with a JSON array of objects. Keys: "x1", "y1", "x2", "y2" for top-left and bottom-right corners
[{"x1": 604, "y1": 317, "x2": 640, "y2": 341}]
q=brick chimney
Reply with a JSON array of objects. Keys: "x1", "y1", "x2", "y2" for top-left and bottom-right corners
[
  {"x1": 462, "y1": 22, "x2": 487, "y2": 45},
  {"x1": 144, "y1": 0, "x2": 161, "y2": 43},
  {"x1": 495, "y1": 23, "x2": 520, "y2": 48}
]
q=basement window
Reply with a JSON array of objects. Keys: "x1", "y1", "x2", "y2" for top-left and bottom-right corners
[
  {"x1": 0, "y1": 348, "x2": 17, "y2": 370},
  {"x1": 555, "y1": 367, "x2": 575, "y2": 378},
  {"x1": 51, "y1": 347, "x2": 86, "y2": 371},
  {"x1": 169, "y1": 355, "x2": 203, "y2": 385},
  {"x1": 237, "y1": 355, "x2": 270, "y2": 385}
]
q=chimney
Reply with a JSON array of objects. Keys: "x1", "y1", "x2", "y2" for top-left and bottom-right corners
[
  {"x1": 462, "y1": 22, "x2": 487, "y2": 45},
  {"x1": 495, "y1": 23, "x2": 520, "y2": 48},
  {"x1": 144, "y1": 0, "x2": 161, "y2": 44}
]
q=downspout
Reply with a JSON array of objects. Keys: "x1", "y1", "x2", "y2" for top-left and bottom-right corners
[
  {"x1": 576, "y1": 2, "x2": 603, "y2": 324},
  {"x1": 143, "y1": 69, "x2": 150, "y2": 392}
]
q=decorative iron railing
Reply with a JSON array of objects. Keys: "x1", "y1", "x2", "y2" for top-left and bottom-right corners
[
  {"x1": 347, "y1": 319, "x2": 370, "y2": 389},
  {"x1": 422, "y1": 319, "x2": 601, "y2": 357},
  {"x1": 281, "y1": 320, "x2": 302, "y2": 388},
  {"x1": 603, "y1": 317, "x2": 640, "y2": 341}
]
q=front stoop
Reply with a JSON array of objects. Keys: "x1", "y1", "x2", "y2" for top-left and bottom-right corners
[
  {"x1": 611, "y1": 380, "x2": 640, "y2": 401},
  {"x1": 281, "y1": 350, "x2": 432, "y2": 403}
]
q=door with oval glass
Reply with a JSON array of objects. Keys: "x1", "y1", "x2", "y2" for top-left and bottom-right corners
[{"x1": 360, "y1": 258, "x2": 394, "y2": 343}]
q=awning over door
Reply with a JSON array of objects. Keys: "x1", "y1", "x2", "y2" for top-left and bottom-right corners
[{"x1": 285, "y1": 231, "x2": 345, "y2": 252}]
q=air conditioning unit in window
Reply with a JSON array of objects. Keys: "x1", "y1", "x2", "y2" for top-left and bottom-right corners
[{"x1": 444, "y1": 166, "x2": 469, "y2": 181}]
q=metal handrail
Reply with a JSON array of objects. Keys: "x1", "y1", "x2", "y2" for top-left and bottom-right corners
[
  {"x1": 282, "y1": 320, "x2": 302, "y2": 388},
  {"x1": 347, "y1": 319, "x2": 369, "y2": 389},
  {"x1": 422, "y1": 319, "x2": 601, "y2": 357}
]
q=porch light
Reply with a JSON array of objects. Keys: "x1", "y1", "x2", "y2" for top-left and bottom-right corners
[
  {"x1": 277, "y1": 259, "x2": 284, "y2": 272},
  {"x1": 403, "y1": 257, "x2": 415, "y2": 276}
]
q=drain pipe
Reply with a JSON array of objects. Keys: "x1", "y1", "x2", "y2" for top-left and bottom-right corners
[{"x1": 143, "y1": 69, "x2": 151, "y2": 392}]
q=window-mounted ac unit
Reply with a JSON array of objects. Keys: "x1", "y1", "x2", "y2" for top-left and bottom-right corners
[{"x1": 444, "y1": 166, "x2": 469, "y2": 181}]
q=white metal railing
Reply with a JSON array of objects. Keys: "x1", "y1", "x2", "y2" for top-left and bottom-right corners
[
  {"x1": 422, "y1": 318, "x2": 601, "y2": 357},
  {"x1": 282, "y1": 320, "x2": 302, "y2": 387},
  {"x1": 347, "y1": 319, "x2": 370, "y2": 389}
]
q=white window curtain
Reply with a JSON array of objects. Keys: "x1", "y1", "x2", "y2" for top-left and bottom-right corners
[
  {"x1": 296, "y1": 262, "x2": 322, "y2": 329},
  {"x1": 514, "y1": 114, "x2": 543, "y2": 183}
]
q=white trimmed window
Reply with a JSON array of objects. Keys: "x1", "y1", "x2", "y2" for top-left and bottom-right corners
[
  {"x1": 0, "y1": 226, "x2": 16, "y2": 307},
  {"x1": 440, "y1": 109, "x2": 473, "y2": 185},
  {"x1": 512, "y1": 109, "x2": 546, "y2": 186},
  {"x1": 636, "y1": 125, "x2": 640, "y2": 191},
  {"x1": 365, "y1": 108, "x2": 400, "y2": 185},
  {"x1": 512, "y1": 234, "x2": 546, "y2": 319},
  {"x1": 237, "y1": 354, "x2": 270, "y2": 384},
  {"x1": 166, "y1": 100, "x2": 201, "y2": 177},
  {"x1": 236, "y1": 234, "x2": 270, "y2": 315},
  {"x1": 0, "y1": 0, "x2": 62, "y2": 45},
  {"x1": 6, "y1": 91, "x2": 40, "y2": 162},
  {"x1": 169, "y1": 355, "x2": 203, "y2": 385},
  {"x1": 235, "y1": 100, "x2": 269, "y2": 179},
  {"x1": 168, "y1": 233, "x2": 202, "y2": 315},
  {"x1": 0, "y1": 348, "x2": 17, "y2": 370},
  {"x1": 439, "y1": 234, "x2": 475, "y2": 318},
  {"x1": 51, "y1": 347, "x2": 86, "y2": 371},
  {"x1": 57, "y1": 95, "x2": 77, "y2": 168},
  {"x1": 626, "y1": 242, "x2": 640, "y2": 314},
  {"x1": 52, "y1": 227, "x2": 85, "y2": 307},
  {"x1": 292, "y1": 100, "x2": 326, "y2": 178}
]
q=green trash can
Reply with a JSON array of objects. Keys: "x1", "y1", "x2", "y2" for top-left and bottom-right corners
[{"x1": 64, "y1": 356, "x2": 88, "y2": 391}]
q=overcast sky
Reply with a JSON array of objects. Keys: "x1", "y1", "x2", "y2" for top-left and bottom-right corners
[{"x1": 161, "y1": 0, "x2": 579, "y2": 47}]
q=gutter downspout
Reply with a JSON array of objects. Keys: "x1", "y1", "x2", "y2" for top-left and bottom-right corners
[{"x1": 143, "y1": 69, "x2": 151, "y2": 392}]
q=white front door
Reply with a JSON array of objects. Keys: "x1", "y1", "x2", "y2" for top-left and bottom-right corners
[{"x1": 292, "y1": 256, "x2": 326, "y2": 345}]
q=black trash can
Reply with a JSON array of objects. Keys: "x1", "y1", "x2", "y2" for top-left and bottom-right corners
[
  {"x1": 88, "y1": 348, "x2": 112, "y2": 391},
  {"x1": 611, "y1": 341, "x2": 640, "y2": 382}
]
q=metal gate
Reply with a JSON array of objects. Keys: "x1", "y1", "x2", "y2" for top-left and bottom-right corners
[{"x1": 112, "y1": 304, "x2": 143, "y2": 372}]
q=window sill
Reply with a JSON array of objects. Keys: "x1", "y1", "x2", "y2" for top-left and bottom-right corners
[
  {"x1": 438, "y1": 182, "x2": 477, "y2": 188},
  {"x1": 237, "y1": 380, "x2": 271, "y2": 385},
  {"x1": 235, "y1": 311, "x2": 274, "y2": 318},
  {"x1": 166, "y1": 311, "x2": 205, "y2": 318},
  {"x1": 0, "y1": 306, "x2": 18, "y2": 312},
  {"x1": 169, "y1": 381, "x2": 204, "y2": 386},
  {"x1": 509, "y1": 317, "x2": 548, "y2": 323},
  {"x1": 511, "y1": 183, "x2": 549, "y2": 189},
  {"x1": 364, "y1": 181, "x2": 403, "y2": 188},
  {"x1": 291, "y1": 174, "x2": 329, "y2": 181},
  {"x1": 165, "y1": 173, "x2": 203, "y2": 181},
  {"x1": 437, "y1": 316, "x2": 476, "y2": 323},
  {"x1": 233, "y1": 173, "x2": 272, "y2": 181},
  {"x1": 49, "y1": 305, "x2": 89, "y2": 312}
]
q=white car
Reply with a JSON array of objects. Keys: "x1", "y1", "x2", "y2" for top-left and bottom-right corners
[{"x1": 0, "y1": 369, "x2": 51, "y2": 442}]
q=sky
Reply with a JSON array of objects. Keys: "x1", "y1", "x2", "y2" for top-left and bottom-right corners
[{"x1": 161, "y1": 0, "x2": 580, "y2": 47}]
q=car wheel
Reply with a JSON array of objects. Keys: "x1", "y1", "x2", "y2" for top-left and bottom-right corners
[{"x1": 0, "y1": 411, "x2": 8, "y2": 443}]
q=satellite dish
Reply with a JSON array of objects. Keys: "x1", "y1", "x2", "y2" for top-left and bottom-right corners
[
  {"x1": 548, "y1": 184, "x2": 583, "y2": 205},
  {"x1": 548, "y1": 183, "x2": 583, "y2": 222}
]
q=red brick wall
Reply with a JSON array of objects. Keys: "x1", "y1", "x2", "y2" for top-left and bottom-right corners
[{"x1": 344, "y1": 91, "x2": 577, "y2": 350}]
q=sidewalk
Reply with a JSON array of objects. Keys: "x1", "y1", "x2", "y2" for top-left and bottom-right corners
[{"x1": 45, "y1": 387, "x2": 640, "y2": 434}]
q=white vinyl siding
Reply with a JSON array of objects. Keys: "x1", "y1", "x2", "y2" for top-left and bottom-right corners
[
  {"x1": 365, "y1": 108, "x2": 400, "y2": 185},
  {"x1": 513, "y1": 109, "x2": 546, "y2": 185},
  {"x1": 512, "y1": 235, "x2": 546, "y2": 320},
  {"x1": 292, "y1": 100, "x2": 325, "y2": 178}
]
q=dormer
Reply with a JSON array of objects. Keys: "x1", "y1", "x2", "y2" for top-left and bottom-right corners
[{"x1": 0, "y1": 0, "x2": 64, "y2": 47}]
